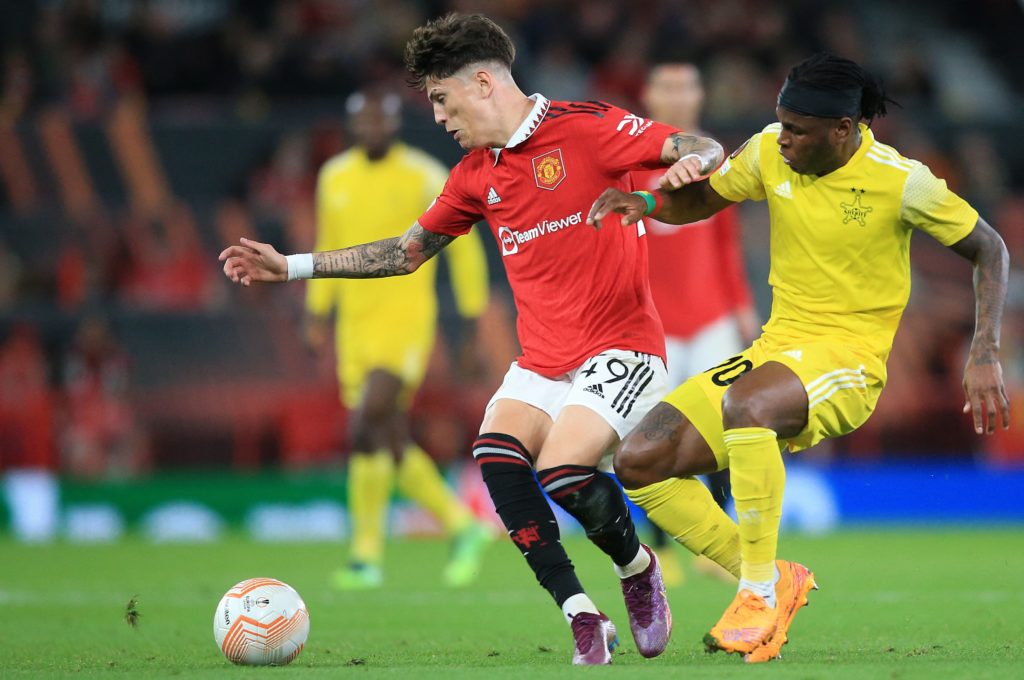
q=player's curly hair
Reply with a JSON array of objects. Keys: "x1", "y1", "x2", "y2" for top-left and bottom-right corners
[
  {"x1": 404, "y1": 13, "x2": 515, "y2": 90},
  {"x1": 787, "y1": 53, "x2": 899, "y2": 121}
]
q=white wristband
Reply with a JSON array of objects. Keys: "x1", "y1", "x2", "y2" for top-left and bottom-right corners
[
  {"x1": 286, "y1": 253, "x2": 314, "y2": 281},
  {"x1": 680, "y1": 153, "x2": 711, "y2": 176}
]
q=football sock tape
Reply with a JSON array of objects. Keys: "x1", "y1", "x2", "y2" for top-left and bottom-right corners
[{"x1": 539, "y1": 464, "x2": 641, "y2": 568}]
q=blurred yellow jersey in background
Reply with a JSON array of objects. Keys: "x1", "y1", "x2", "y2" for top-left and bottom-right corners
[
  {"x1": 710, "y1": 123, "x2": 978, "y2": 364},
  {"x1": 306, "y1": 143, "x2": 489, "y2": 405}
]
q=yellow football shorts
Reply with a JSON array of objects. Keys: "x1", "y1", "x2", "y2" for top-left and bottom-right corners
[
  {"x1": 336, "y1": 316, "x2": 435, "y2": 409},
  {"x1": 663, "y1": 336, "x2": 886, "y2": 469}
]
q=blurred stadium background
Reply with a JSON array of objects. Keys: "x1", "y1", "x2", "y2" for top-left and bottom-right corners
[{"x1": 1, "y1": 0, "x2": 1023, "y2": 546}]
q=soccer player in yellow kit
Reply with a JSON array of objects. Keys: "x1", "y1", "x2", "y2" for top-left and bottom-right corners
[
  {"x1": 588, "y1": 53, "x2": 1010, "y2": 662},
  {"x1": 306, "y1": 89, "x2": 493, "y2": 590}
]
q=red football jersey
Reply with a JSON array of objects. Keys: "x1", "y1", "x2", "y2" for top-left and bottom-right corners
[
  {"x1": 632, "y1": 169, "x2": 753, "y2": 339},
  {"x1": 420, "y1": 95, "x2": 676, "y2": 377}
]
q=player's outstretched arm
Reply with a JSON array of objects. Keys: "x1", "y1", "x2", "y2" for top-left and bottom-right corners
[
  {"x1": 219, "y1": 222, "x2": 453, "y2": 286},
  {"x1": 587, "y1": 182, "x2": 734, "y2": 229},
  {"x1": 658, "y1": 132, "x2": 725, "y2": 189},
  {"x1": 948, "y1": 218, "x2": 1011, "y2": 434}
]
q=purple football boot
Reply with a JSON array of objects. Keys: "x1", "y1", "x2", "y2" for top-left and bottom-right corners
[
  {"x1": 620, "y1": 544, "x2": 672, "y2": 657},
  {"x1": 569, "y1": 612, "x2": 619, "y2": 665}
]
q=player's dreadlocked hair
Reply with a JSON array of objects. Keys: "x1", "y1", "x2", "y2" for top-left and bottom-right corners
[
  {"x1": 787, "y1": 53, "x2": 898, "y2": 121},
  {"x1": 404, "y1": 13, "x2": 515, "y2": 90}
]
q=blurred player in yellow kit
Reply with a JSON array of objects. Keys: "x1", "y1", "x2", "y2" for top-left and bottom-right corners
[
  {"x1": 589, "y1": 53, "x2": 1010, "y2": 662},
  {"x1": 306, "y1": 89, "x2": 493, "y2": 589}
]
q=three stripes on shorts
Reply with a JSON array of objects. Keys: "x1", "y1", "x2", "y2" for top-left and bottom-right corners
[{"x1": 608, "y1": 356, "x2": 655, "y2": 418}]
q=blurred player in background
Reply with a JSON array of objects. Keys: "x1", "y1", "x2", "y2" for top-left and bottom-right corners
[
  {"x1": 0, "y1": 323, "x2": 57, "y2": 543},
  {"x1": 305, "y1": 88, "x2": 494, "y2": 590},
  {"x1": 589, "y1": 52, "x2": 1010, "y2": 662},
  {"x1": 633, "y1": 61, "x2": 758, "y2": 585},
  {"x1": 222, "y1": 13, "x2": 734, "y2": 665}
]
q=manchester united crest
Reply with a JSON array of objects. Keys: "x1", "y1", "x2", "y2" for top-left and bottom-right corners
[{"x1": 532, "y1": 149, "x2": 566, "y2": 190}]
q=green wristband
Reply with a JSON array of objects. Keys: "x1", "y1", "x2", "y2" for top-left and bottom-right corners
[{"x1": 632, "y1": 191, "x2": 657, "y2": 216}]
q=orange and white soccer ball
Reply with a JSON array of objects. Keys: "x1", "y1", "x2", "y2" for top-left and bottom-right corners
[{"x1": 213, "y1": 578, "x2": 310, "y2": 666}]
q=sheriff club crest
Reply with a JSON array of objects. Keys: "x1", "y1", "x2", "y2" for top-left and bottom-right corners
[
  {"x1": 841, "y1": 188, "x2": 873, "y2": 226},
  {"x1": 532, "y1": 149, "x2": 565, "y2": 190}
]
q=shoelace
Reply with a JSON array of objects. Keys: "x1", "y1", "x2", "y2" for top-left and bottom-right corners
[
  {"x1": 730, "y1": 592, "x2": 769, "y2": 619},
  {"x1": 622, "y1": 578, "x2": 654, "y2": 627},
  {"x1": 570, "y1": 613, "x2": 601, "y2": 654}
]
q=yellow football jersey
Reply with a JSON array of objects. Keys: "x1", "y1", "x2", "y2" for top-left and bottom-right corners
[
  {"x1": 306, "y1": 142, "x2": 488, "y2": 329},
  {"x1": 709, "y1": 123, "x2": 978, "y2": 361}
]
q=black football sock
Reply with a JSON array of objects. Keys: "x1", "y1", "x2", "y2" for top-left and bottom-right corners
[
  {"x1": 473, "y1": 433, "x2": 584, "y2": 607},
  {"x1": 540, "y1": 464, "x2": 641, "y2": 567}
]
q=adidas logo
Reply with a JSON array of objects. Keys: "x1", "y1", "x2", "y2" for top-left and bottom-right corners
[
  {"x1": 487, "y1": 187, "x2": 502, "y2": 205},
  {"x1": 781, "y1": 349, "x2": 803, "y2": 361},
  {"x1": 773, "y1": 181, "x2": 792, "y2": 199},
  {"x1": 582, "y1": 384, "x2": 604, "y2": 398}
]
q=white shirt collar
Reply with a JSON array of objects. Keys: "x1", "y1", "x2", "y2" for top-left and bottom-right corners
[{"x1": 491, "y1": 93, "x2": 550, "y2": 164}]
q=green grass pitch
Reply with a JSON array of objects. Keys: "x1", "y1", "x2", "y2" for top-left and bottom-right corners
[{"x1": 2, "y1": 529, "x2": 1022, "y2": 678}]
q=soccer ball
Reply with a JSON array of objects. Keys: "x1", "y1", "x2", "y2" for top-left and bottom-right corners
[{"x1": 213, "y1": 578, "x2": 310, "y2": 666}]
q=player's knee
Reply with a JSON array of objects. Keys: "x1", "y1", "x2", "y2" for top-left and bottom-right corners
[
  {"x1": 613, "y1": 434, "x2": 660, "y2": 489},
  {"x1": 721, "y1": 386, "x2": 775, "y2": 430},
  {"x1": 349, "y1": 421, "x2": 375, "y2": 453},
  {"x1": 360, "y1": 395, "x2": 399, "y2": 424},
  {"x1": 540, "y1": 466, "x2": 634, "y2": 556}
]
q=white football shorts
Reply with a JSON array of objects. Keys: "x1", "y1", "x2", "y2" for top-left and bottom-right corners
[{"x1": 485, "y1": 348, "x2": 668, "y2": 440}]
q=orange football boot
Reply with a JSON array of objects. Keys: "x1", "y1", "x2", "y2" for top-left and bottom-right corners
[
  {"x1": 744, "y1": 560, "x2": 818, "y2": 663},
  {"x1": 703, "y1": 590, "x2": 777, "y2": 655}
]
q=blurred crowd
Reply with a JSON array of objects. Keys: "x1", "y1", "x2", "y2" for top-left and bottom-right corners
[
  {"x1": 1, "y1": 0, "x2": 1023, "y2": 481},
  {"x1": 0, "y1": 314, "x2": 146, "y2": 479},
  {"x1": 2, "y1": 1, "x2": 1021, "y2": 122}
]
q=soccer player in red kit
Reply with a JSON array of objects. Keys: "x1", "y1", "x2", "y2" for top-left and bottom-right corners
[
  {"x1": 633, "y1": 62, "x2": 758, "y2": 583},
  {"x1": 220, "y1": 14, "x2": 724, "y2": 665}
]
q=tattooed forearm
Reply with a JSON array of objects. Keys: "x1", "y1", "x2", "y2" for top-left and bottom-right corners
[
  {"x1": 312, "y1": 223, "x2": 454, "y2": 279},
  {"x1": 661, "y1": 133, "x2": 724, "y2": 174},
  {"x1": 313, "y1": 236, "x2": 406, "y2": 278},
  {"x1": 404, "y1": 224, "x2": 455, "y2": 264},
  {"x1": 949, "y1": 219, "x2": 1009, "y2": 362},
  {"x1": 970, "y1": 238, "x2": 1008, "y2": 363}
]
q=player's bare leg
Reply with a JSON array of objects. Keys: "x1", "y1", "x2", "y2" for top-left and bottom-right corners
[
  {"x1": 536, "y1": 406, "x2": 671, "y2": 658},
  {"x1": 616, "y1": 402, "x2": 720, "y2": 484},
  {"x1": 476, "y1": 399, "x2": 619, "y2": 664},
  {"x1": 351, "y1": 370, "x2": 406, "y2": 456}
]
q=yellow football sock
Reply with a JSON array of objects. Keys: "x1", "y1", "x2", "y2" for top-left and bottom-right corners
[
  {"x1": 627, "y1": 477, "x2": 740, "y2": 579},
  {"x1": 396, "y1": 445, "x2": 473, "y2": 535},
  {"x1": 723, "y1": 427, "x2": 785, "y2": 583},
  {"x1": 348, "y1": 450, "x2": 395, "y2": 565}
]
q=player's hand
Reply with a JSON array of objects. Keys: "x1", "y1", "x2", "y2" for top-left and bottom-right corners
[
  {"x1": 962, "y1": 353, "x2": 1010, "y2": 434},
  {"x1": 659, "y1": 153, "x2": 704, "y2": 190},
  {"x1": 587, "y1": 188, "x2": 646, "y2": 229},
  {"x1": 218, "y1": 237, "x2": 288, "y2": 286}
]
